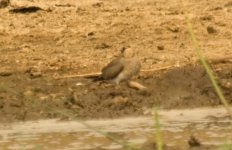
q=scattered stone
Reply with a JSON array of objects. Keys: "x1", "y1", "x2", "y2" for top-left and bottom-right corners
[
  {"x1": 76, "y1": 7, "x2": 86, "y2": 14},
  {"x1": 167, "y1": 25, "x2": 179, "y2": 33},
  {"x1": 157, "y1": 45, "x2": 164, "y2": 50},
  {"x1": 92, "y1": 2, "x2": 104, "y2": 8},
  {"x1": 87, "y1": 32, "x2": 95, "y2": 36},
  {"x1": 96, "y1": 43, "x2": 110, "y2": 49},
  {"x1": 200, "y1": 15, "x2": 214, "y2": 21},
  {"x1": 0, "y1": 0, "x2": 9, "y2": 8},
  {"x1": 188, "y1": 135, "x2": 201, "y2": 147},
  {"x1": 0, "y1": 70, "x2": 13, "y2": 77},
  {"x1": 75, "y1": 82, "x2": 84, "y2": 86},
  {"x1": 112, "y1": 96, "x2": 128, "y2": 105},
  {"x1": 66, "y1": 91, "x2": 84, "y2": 109},
  {"x1": 10, "y1": 0, "x2": 52, "y2": 13},
  {"x1": 26, "y1": 67, "x2": 42, "y2": 78},
  {"x1": 56, "y1": 38, "x2": 65, "y2": 46},
  {"x1": 0, "y1": 67, "x2": 14, "y2": 77},
  {"x1": 207, "y1": 26, "x2": 217, "y2": 34},
  {"x1": 10, "y1": 6, "x2": 42, "y2": 13},
  {"x1": 210, "y1": 7, "x2": 222, "y2": 11},
  {"x1": 0, "y1": 99, "x2": 4, "y2": 108},
  {"x1": 219, "y1": 79, "x2": 232, "y2": 89},
  {"x1": 39, "y1": 95, "x2": 50, "y2": 101},
  {"x1": 8, "y1": 99, "x2": 23, "y2": 107},
  {"x1": 55, "y1": 3, "x2": 74, "y2": 7},
  {"x1": 225, "y1": 1, "x2": 232, "y2": 7},
  {"x1": 125, "y1": 7, "x2": 130, "y2": 11},
  {"x1": 141, "y1": 138, "x2": 167, "y2": 150},
  {"x1": 138, "y1": 88, "x2": 151, "y2": 96},
  {"x1": 23, "y1": 90, "x2": 34, "y2": 98}
]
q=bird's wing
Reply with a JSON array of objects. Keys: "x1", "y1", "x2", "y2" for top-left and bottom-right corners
[{"x1": 101, "y1": 58, "x2": 124, "y2": 80}]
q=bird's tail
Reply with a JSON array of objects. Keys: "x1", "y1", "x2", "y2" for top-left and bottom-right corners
[{"x1": 85, "y1": 74, "x2": 103, "y2": 81}]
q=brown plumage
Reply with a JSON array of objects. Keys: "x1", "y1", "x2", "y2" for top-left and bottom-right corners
[{"x1": 101, "y1": 48, "x2": 141, "y2": 84}]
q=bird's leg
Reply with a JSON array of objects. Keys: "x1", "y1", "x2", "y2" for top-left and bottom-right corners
[
  {"x1": 114, "y1": 78, "x2": 120, "y2": 85},
  {"x1": 114, "y1": 72, "x2": 125, "y2": 85}
]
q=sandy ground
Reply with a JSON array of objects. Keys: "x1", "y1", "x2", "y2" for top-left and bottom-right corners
[
  {"x1": 1, "y1": 0, "x2": 232, "y2": 120},
  {"x1": 1, "y1": 0, "x2": 232, "y2": 149}
]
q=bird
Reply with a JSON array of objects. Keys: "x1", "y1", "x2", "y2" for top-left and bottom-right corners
[{"x1": 101, "y1": 47, "x2": 141, "y2": 84}]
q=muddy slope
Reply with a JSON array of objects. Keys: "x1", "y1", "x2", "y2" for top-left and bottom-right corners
[{"x1": 0, "y1": 63, "x2": 232, "y2": 121}]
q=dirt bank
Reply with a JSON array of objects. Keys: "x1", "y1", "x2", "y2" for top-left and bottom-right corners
[{"x1": 0, "y1": 0, "x2": 232, "y2": 122}]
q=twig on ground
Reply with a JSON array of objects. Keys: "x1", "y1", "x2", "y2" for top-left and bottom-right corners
[
  {"x1": 54, "y1": 56, "x2": 232, "y2": 80},
  {"x1": 54, "y1": 65, "x2": 174, "y2": 79},
  {"x1": 54, "y1": 72, "x2": 101, "y2": 79}
]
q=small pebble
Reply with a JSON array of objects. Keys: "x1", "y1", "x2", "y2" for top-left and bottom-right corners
[
  {"x1": 157, "y1": 45, "x2": 164, "y2": 50},
  {"x1": 207, "y1": 26, "x2": 217, "y2": 34}
]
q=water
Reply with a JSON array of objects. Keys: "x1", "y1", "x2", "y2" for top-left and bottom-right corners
[{"x1": 0, "y1": 107, "x2": 231, "y2": 150}]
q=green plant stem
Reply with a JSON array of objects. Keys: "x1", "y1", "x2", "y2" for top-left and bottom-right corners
[
  {"x1": 185, "y1": 16, "x2": 232, "y2": 118},
  {"x1": 153, "y1": 108, "x2": 163, "y2": 150}
]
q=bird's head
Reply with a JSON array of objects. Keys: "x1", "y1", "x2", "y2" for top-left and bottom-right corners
[{"x1": 121, "y1": 47, "x2": 136, "y2": 58}]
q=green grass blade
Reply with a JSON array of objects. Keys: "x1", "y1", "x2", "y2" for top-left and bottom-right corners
[
  {"x1": 153, "y1": 108, "x2": 163, "y2": 150},
  {"x1": 185, "y1": 15, "x2": 232, "y2": 118}
]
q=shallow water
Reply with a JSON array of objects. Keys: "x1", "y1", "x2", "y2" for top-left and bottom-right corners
[{"x1": 0, "y1": 107, "x2": 232, "y2": 150}]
